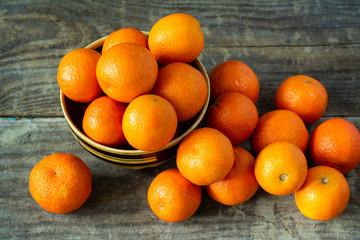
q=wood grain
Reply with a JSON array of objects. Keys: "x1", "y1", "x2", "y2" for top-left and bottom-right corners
[
  {"x1": 1, "y1": 0, "x2": 359, "y2": 47},
  {"x1": 1, "y1": 117, "x2": 359, "y2": 239},
  {"x1": 1, "y1": 0, "x2": 359, "y2": 117}
]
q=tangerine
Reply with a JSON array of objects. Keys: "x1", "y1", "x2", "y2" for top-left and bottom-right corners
[
  {"x1": 310, "y1": 118, "x2": 360, "y2": 173},
  {"x1": 250, "y1": 109, "x2": 309, "y2": 155},
  {"x1": 122, "y1": 94, "x2": 177, "y2": 151},
  {"x1": 254, "y1": 142, "x2": 308, "y2": 196},
  {"x1": 57, "y1": 48, "x2": 102, "y2": 102},
  {"x1": 176, "y1": 127, "x2": 234, "y2": 186},
  {"x1": 102, "y1": 27, "x2": 148, "y2": 54},
  {"x1": 206, "y1": 146, "x2": 259, "y2": 205},
  {"x1": 147, "y1": 168, "x2": 202, "y2": 222},
  {"x1": 275, "y1": 75, "x2": 328, "y2": 125},
  {"x1": 82, "y1": 96, "x2": 127, "y2": 147},
  {"x1": 148, "y1": 13, "x2": 204, "y2": 64},
  {"x1": 96, "y1": 42, "x2": 158, "y2": 103},
  {"x1": 29, "y1": 153, "x2": 92, "y2": 214},
  {"x1": 294, "y1": 166, "x2": 350, "y2": 221},
  {"x1": 209, "y1": 60, "x2": 259, "y2": 103},
  {"x1": 206, "y1": 92, "x2": 258, "y2": 145},
  {"x1": 152, "y1": 62, "x2": 208, "y2": 122}
]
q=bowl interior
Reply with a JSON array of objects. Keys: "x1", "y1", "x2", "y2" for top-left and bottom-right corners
[{"x1": 60, "y1": 32, "x2": 210, "y2": 158}]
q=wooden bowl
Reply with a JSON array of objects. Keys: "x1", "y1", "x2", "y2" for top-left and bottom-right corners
[{"x1": 60, "y1": 33, "x2": 210, "y2": 169}]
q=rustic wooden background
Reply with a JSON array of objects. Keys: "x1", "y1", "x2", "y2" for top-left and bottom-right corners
[{"x1": 1, "y1": 0, "x2": 359, "y2": 239}]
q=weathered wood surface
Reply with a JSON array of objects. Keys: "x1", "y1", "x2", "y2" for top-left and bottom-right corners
[
  {"x1": 1, "y1": 0, "x2": 359, "y2": 239},
  {"x1": 1, "y1": 117, "x2": 360, "y2": 239},
  {"x1": 1, "y1": 0, "x2": 360, "y2": 117}
]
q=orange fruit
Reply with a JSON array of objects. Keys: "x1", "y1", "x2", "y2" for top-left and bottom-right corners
[
  {"x1": 57, "y1": 48, "x2": 102, "y2": 102},
  {"x1": 29, "y1": 153, "x2": 92, "y2": 214},
  {"x1": 310, "y1": 118, "x2": 360, "y2": 174},
  {"x1": 206, "y1": 146, "x2": 259, "y2": 205},
  {"x1": 122, "y1": 94, "x2": 177, "y2": 151},
  {"x1": 294, "y1": 166, "x2": 350, "y2": 221},
  {"x1": 151, "y1": 62, "x2": 208, "y2": 122},
  {"x1": 275, "y1": 75, "x2": 328, "y2": 125},
  {"x1": 148, "y1": 13, "x2": 204, "y2": 64},
  {"x1": 209, "y1": 60, "x2": 259, "y2": 103},
  {"x1": 82, "y1": 96, "x2": 127, "y2": 147},
  {"x1": 176, "y1": 127, "x2": 234, "y2": 186},
  {"x1": 102, "y1": 27, "x2": 148, "y2": 54},
  {"x1": 206, "y1": 92, "x2": 258, "y2": 145},
  {"x1": 96, "y1": 42, "x2": 158, "y2": 103},
  {"x1": 147, "y1": 168, "x2": 201, "y2": 222},
  {"x1": 254, "y1": 142, "x2": 308, "y2": 196},
  {"x1": 250, "y1": 109, "x2": 309, "y2": 155}
]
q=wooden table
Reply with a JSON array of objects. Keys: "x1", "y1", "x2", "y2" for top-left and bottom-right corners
[{"x1": 1, "y1": 1, "x2": 359, "y2": 239}]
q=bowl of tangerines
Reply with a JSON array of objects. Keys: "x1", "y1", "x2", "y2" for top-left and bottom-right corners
[{"x1": 58, "y1": 14, "x2": 209, "y2": 169}]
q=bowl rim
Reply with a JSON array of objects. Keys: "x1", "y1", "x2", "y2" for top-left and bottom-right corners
[{"x1": 60, "y1": 31, "x2": 210, "y2": 156}]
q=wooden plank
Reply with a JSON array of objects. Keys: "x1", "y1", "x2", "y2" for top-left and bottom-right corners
[
  {"x1": 1, "y1": 0, "x2": 360, "y2": 118},
  {"x1": 1, "y1": 0, "x2": 359, "y2": 48},
  {"x1": 201, "y1": 45, "x2": 360, "y2": 117},
  {"x1": 0, "y1": 117, "x2": 359, "y2": 239},
  {"x1": 1, "y1": 44, "x2": 359, "y2": 117}
]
